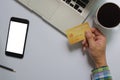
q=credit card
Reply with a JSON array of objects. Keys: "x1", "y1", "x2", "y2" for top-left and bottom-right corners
[{"x1": 66, "y1": 22, "x2": 90, "y2": 44}]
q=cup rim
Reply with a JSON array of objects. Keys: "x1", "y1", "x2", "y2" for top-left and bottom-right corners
[{"x1": 96, "y1": 2, "x2": 120, "y2": 29}]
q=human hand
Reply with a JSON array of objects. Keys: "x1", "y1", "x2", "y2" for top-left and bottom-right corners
[{"x1": 82, "y1": 28, "x2": 107, "y2": 68}]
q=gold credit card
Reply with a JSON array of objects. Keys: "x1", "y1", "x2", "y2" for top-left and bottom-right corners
[{"x1": 66, "y1": 22, "x2": 90, "y2": 45}]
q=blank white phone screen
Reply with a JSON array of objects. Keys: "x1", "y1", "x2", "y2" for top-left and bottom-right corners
[{"x1": 6, "y1": 21, "x2": 28, "y2": 54}]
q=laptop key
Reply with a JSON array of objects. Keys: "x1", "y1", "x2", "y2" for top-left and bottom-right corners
[
  {"x1": 74, "y1": 4, "x2": 79, "y2": 10},
  {"x1": 78, "y1": 9, "x2": 82, "y2": 13},
  {"x1": 70, "y1": 3, "x2": 74, "y2": 7},
  {"x1": 66, "y1": 0, "x2": 71, "y2": 4},
  {"x1": 76, "y1": 0, "x2": 86, "y2": 8},
  {"x1": 63, "y1": 0, "x2": 88, "y2": 14},
  {"x1": 72, "y1": 0, "x2": 76, "y2": 2},
  {"x1": 81, "y1": 0, "x2": 89, "y2": 4}
]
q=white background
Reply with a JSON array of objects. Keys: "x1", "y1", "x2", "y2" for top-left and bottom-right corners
[{"x1": 0, "y1": 0, "x2": 120, "y2": 80}]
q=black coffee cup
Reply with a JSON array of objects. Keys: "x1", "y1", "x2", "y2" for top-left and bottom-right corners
[{"x1": 94, "y1": 2, "x2": 120, "y2": 29}]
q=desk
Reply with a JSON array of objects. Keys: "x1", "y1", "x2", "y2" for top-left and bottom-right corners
[{"x1": 0, "y1": 0, "x2": 120, "y2": 80}]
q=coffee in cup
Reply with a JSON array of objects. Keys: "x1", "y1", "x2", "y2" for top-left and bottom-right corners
[{"x1": 94, "y1": 2, "x2": 120, "y2": 29}]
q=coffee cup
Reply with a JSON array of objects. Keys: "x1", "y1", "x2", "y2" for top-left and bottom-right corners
[{"x1": 94, "y1": 2, "x2": 120, "y2": 30}]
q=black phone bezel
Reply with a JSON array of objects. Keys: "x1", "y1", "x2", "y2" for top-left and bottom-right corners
[{"x1": 5, "y1": 17, "x2": 29, "y2": 58}]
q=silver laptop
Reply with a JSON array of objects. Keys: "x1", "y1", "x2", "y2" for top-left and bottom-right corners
[{"x1": 17, "y1": 0, "x2": 97, "y2": 34}]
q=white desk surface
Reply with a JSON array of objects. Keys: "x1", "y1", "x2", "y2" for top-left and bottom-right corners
[{"x1": 0, "y1": 0, "x2": 120, "y2": 80}]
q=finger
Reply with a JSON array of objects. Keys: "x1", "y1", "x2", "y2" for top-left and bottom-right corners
[
  {"x1": 93, "y1": 34, "x2": 95, "y2": 39},
  {"x1": 85, "y1": 42, "x2": 88, "y2": 48},
  {"x1": 91, "y1": 28, "x2": 96, "y2": 32},
  {"x1": 82, "y1": 39, "x2": 89, "y2": 48},
  {"x1": 82, "y1": 40, "x2": 86, "y2": 51},
  {"x1": 82, "y1": 40, "x2": 86, "y2": 45},
  {"x1": 91, "y1": 28, "x2": 98, "y2": 37},
  {"x1": 91, "y1": 28, "x2": 101, "y2": 36},
  {"x1": 82, "y1": 46, "x2": 87, "y2": 52},
  {"x1": 93, "y1": 28, "x2": 103, "y2": 36},
  {"x1": 85, "y1": 31, "x2": 95, "y2": 47}
]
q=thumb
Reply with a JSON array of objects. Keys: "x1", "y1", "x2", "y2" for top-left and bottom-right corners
[{"x1": 85, "y1": 31, "x2": 95, "y2": 47}]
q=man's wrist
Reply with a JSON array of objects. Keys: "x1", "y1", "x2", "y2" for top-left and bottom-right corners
[
  {"x1": 94, "y1": 59, "x2": 107, "y2": 68},
  {"x1": 95, "y1": 62, "x2": 107, "y2": 68}
]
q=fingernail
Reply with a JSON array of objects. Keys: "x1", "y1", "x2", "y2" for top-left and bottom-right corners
[
  {"x1": 82, "y1": 47, "x2": 87, "y2": 55},
  {"x1": 83, "y1": 47, "x2": 86, "y2": 51}
]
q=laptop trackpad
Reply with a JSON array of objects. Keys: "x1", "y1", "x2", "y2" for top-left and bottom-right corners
[{"x1": 29, "y1": 0, "x2": 60, "y2": 19}]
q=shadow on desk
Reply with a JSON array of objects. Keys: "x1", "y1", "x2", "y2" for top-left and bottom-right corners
[{"x1": 66, "y1": 41, "x2": 94, "y2": 68}]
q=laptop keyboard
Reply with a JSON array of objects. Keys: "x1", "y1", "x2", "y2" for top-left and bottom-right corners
[{"x1": 63, "y1": 0, "x2": 89, "y2": 13}]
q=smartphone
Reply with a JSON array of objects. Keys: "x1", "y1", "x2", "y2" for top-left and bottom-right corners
[{"x1": 5, "y1": 17, "x2": 29, "y2": 58}]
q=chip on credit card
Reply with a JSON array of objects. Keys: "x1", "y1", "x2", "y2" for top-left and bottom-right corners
[{"x1": 66, "y1": 22, "x2": 90, "y2": 45}]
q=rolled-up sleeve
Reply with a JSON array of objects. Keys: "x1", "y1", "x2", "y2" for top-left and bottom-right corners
[{"x1": 92, "y1": 66, "x2": 112, "y2": 80}]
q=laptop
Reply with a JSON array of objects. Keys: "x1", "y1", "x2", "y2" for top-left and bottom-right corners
[{"x1": 17, "y1": 0, "x2": 97, "y2": 35}]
